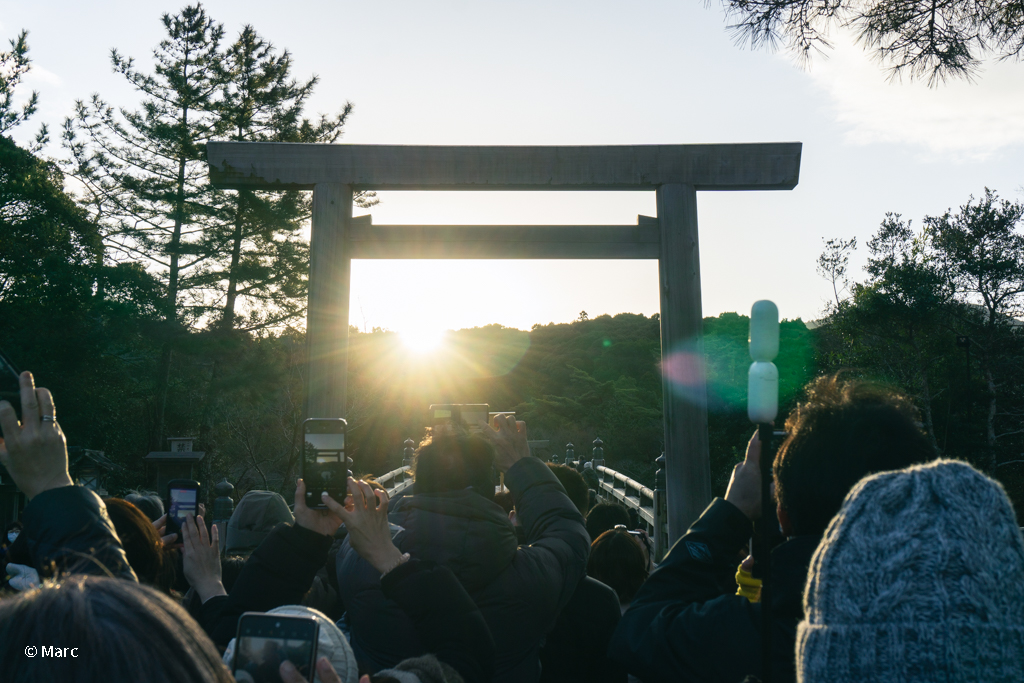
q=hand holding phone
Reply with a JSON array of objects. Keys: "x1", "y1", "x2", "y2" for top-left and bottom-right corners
[
  {"x1": 166, "y1": 480, "x2": 201, "y2": 540},
  {"x1": 301, "y1": 418, "x2": 347, "y2": 509},
  {"x1": 233, "y1": 613, "x2": 319, "y2": 683}
]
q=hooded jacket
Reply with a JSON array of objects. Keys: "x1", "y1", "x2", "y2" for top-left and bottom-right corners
[
  {"x1": 225, "y1": 490, "x2": 294, "y2": 555},
  {"x1": 337, "y1": 456, "x2": 589, "y2": 683},
  {"x1": 608, "y1": 497, "x2": 819, "y2": 683}
]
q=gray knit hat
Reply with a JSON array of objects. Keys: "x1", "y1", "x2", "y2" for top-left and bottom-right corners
[{"x1": 797, "y1": 459, "x2": 1024, "y2": 683}]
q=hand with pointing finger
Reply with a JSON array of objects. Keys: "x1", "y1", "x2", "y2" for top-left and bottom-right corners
[
  {"x1": 724, "y1": 430, "x2": 763, "y2": 521},
  {"x1": 0, "y1": 371, "x2": 73, "y2": 500}
]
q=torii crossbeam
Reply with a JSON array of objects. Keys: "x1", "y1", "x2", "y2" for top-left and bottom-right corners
[{"x1": 207, "y1": 141, "x2": 803, "y2": 541}]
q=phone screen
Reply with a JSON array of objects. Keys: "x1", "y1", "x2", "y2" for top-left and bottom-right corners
[
  {"x1": 429, "y1": 404, "x2": 490, "y2": 434},
  {"x1": 302, "y1": 418, "x2": 347, "y2": 505},
  {"x1": 169, "y1": 487, "x2": 197, "y2": 526},
  {"x1": 233, "y1": 614, "x2": 318, "y2": 683}
]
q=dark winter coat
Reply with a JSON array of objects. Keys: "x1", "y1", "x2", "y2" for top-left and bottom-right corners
[
  {"x1": 337, "y1": 456, "x2": 590, "y2": 683},
  {"x1": 20, "y1": 486, "x2": 135, "y2": 581},
  {"x1": 608, "y1": 498, "x2": 820, "y2": 683},
  {"x1": 539, "y1": 575, "x2": 626, "y2": 683},
  {"x1": 199, "y1": 522, "x2": 332, "y2": 646}
]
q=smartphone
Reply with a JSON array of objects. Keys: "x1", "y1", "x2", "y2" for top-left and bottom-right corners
[
  {"x1": 429, "y1": 404, "x2": 490, "y2": 434},
  {"x1": 0, "y1": 348, "x2": 22, "y2": 420},
  {"x1": 232, "y1": 612, "x2": 319, "y2": 683},
  {"x1": 167, "y1": 479, "x2": 201, "y2": 537},
  {"x1": 302, "y1": 418, "x2": 347, "y2": 509}
]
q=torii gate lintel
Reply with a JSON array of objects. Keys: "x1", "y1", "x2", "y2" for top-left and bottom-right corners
[{"x1": 207, "y1": 141, "x2": 803, "y2": 542}]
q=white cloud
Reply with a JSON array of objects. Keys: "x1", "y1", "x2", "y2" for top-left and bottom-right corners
[
  {"x1": 25, "y1": 63, "x2": 62, "y2": 87},
  {"x1": 806, "y1": 32, "x2": 1024, "y2": 158}
]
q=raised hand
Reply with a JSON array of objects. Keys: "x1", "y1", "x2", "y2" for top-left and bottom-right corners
[
  {"x1": 724, "y1": 430, "x2": 762, "y2": 521},
  {"x1": 293, "y1": 478, "x2": 345, "y2": 537},
  {"x1": 321, "y1": 477, "x2": 407, "y2": 576},
  {"x1": 481, "y1": 413, "x2": 530, "y2": 473},
  {"x1": 181, "y1": 513, "x2": 226, "y2": 603},
  {"x1": 0, "y1": 372, "x2": 73, "y2": 500},
  {"x1": 153, "y1": 514, "x2": 178, "y2": 546}
]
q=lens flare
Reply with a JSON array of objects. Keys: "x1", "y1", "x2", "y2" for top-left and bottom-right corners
[{"x1": 400, "y1": 327, "x2": 445, "y2": 354}]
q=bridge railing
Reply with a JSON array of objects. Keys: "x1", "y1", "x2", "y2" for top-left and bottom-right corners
[
  {"x1": 376, "y1": 465, "x2": 414, "y2": 498},
  {"x1": 593, "y1": 455, "x2": 668, "y2": 563}
]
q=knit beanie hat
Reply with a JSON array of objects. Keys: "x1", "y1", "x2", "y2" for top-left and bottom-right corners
[
  {"x1": 796, "y1": 459, "x2": 1024, "y2": 683},
  {"x1": 223, "y1": 605, "x2": 359, "y2": 683},
  {"x1": 226, "y1": 490, "x2": 294, "y2": 554}
]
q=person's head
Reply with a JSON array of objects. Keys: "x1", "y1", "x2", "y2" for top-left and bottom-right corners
[
  {"x1": 226, "y1": 490, "x2": 294, "y2": 556},
  {"x1": 547, "y1": 463, "x2": 590, "y2": 516},
  {"x1": 797, "y1": 459, "x2": 1024, "y2": 682},
  {"x1": 413, "y1": 434, "x2": 497, "y2": 499},
  {"x1": 123, "y1": 490, "x2": 165, "y2": 522},
  {"x1": 5, "y1": 520, "x2": 22, "y2": 544},
  {"x1": 588, "y1": 528, "x2": 649, "y2": 606},
  {"x1": 0, "y1": 575, "x2": 233, "y2": 682},
  {"x1": 774, "y1": 373, "x2": 936, "y2": 537},
  {"x1": 104, "y1": 498, "x2": 168, "y2": 591},
  {"x1": 586, "y1": 502, "x2": 630, "y2": 541}
]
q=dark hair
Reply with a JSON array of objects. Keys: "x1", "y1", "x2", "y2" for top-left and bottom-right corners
[
  {"x1": 0, "y1": 576, "x2": 233, "y2": 683},
  {"x1": 413, "y1": 434, "x2": 497, "y2": 499},
  {"x1": 5, "y1": 520, "x2": 22, "y2": 534},
  {"x1": 221, "y1": 555, "x2": 248, "y2": 593},
  {"x1": 774, "y1": 373, "x2": 936, "y2": 536},
  {"x1": 104, "y1": 499, "x2": 168, "y2": 591},
  {"x1": 586, "y1": 502, "x2": 630, "y2": 541},
  {"x1": 547, "y1": 463, "x2": 590, "y2": 516},
  {"x1": 588, "y1": 528, "x2": 649, "y2": 603},
  {"x1": 123, "y1": 490, "x2": 164, "y2": 522}
]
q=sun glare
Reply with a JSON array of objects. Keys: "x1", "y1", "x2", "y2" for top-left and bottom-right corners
[{"x1": 400, "y1": 327, "x2": 446, "y2": 354}]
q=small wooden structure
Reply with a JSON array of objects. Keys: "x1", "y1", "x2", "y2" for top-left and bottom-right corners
[
  {"x1": 145, "y1": 437, "x2": 205, "y2": 498},
  {"x1": 207, "y1": 142, "x2": 802, "y2": 541},
  {"x1": 68, "y1": 447, "x2": 120, "y2": 496}
]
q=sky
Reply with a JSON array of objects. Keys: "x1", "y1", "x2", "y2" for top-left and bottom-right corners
[{"x1": 4, "y1": 0, "x2": 1024, "y2": 340}]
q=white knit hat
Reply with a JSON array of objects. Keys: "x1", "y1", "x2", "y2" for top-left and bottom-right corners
[
  {"x1": 797, "y1": 459, "x2": 1024, "y2": 682},
  {"x1": 223, "y1": 605, "x2": 359, "y2": 683}
]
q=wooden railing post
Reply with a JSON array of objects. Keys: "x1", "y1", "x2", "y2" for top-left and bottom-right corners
[{"x1": 654, "y1": 453, "x2": 667, "y2": 562}]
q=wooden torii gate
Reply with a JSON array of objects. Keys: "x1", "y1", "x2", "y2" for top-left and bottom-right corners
[{"x1": 207, "y1": 141, "x2": 802, "y2": 541}]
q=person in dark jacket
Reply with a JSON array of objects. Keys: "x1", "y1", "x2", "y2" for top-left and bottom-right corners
[
  {"x1": 0, "y1": 370, "x2": 134, "y2": 581},
  {"x1": 185, "y1": 478, "x2": 338, "y2": 646},
  {"x1": 608, "y1": 373, "x2": 937, "y2": 683},
  {"x1": 333, "y1": 416, "x2": 589, "y2": 683},
  {"x1": 539, "y1": 464, "x2": 625, "y2": 683}
]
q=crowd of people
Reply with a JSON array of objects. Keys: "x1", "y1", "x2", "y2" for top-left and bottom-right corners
[{"x1": 1, "y1": 368, "x2": 1023, "y2": 682}]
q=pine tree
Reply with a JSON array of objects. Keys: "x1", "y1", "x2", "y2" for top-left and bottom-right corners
[
  {"x1": 205, "y1": 25, "x2": 376, "y2": 333},
  {"x1": 63, "y1": 4, "x2": 226, "y2": 447}
]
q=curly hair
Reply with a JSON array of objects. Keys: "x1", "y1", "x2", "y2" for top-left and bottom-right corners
[{"x1": 774, "y1": 372, "x2": 936, "y2": 536}]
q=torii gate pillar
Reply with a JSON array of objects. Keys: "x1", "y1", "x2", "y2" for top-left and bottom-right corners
[{"x1": 208, "y1": 142, "x2": 802, "y2": 542}]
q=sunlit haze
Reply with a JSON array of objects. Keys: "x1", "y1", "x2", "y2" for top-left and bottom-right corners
[{"x1": 5, "y1": 0, "x2": 1022, "y2": 335}]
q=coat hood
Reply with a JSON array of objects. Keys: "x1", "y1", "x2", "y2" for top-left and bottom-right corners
[
  {"x1": 226, "y1": 490, "x2": 294, "y2": 554},
  {"x1": 390, "y1": 490, "x2": 518, "y2": 591}
]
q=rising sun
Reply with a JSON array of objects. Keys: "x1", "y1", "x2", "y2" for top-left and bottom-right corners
[{"x1": 400, "y1": 327, "x2": 446, "y2": 354}]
